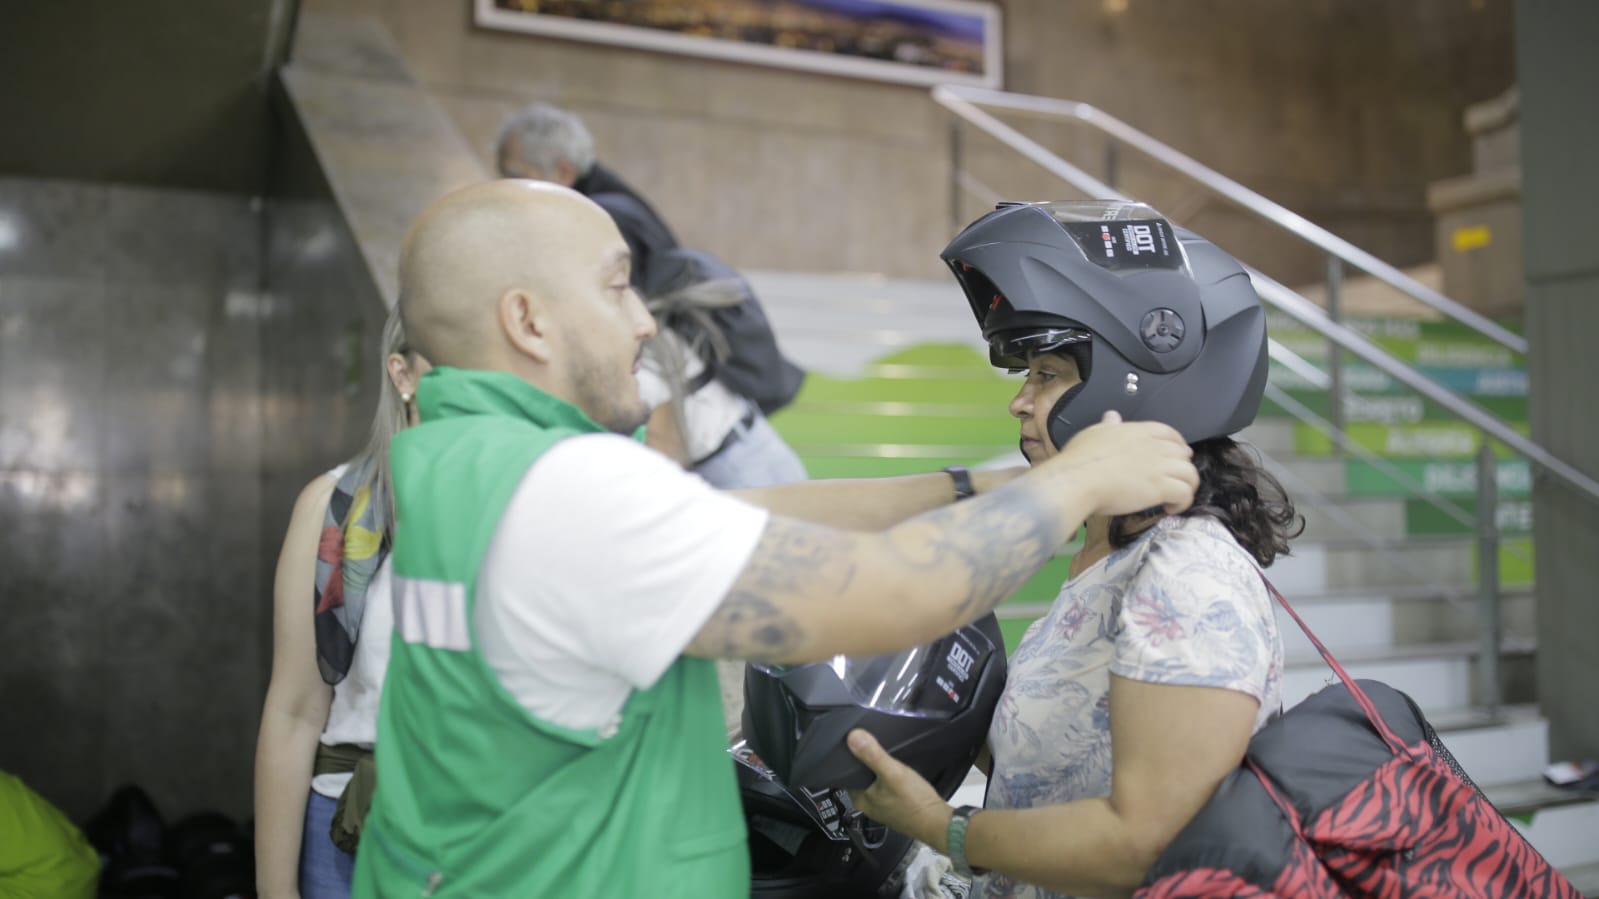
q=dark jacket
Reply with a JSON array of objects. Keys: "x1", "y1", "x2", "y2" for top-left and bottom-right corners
[{"x1": 573, "y1": 163, "x2": 679, "y2": 291}]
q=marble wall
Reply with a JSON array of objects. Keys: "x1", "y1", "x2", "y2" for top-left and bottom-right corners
[
  {"x1": 0, "y1": 177, "x2": 266, "y2": 822},
  {"x1": 0, "y1": 111, "x2": 388, "y2": 823}
]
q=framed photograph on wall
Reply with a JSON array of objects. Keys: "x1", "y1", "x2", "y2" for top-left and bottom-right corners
[{"x1": 474, "y1": 0, "x2": 1003, "y2": 90}]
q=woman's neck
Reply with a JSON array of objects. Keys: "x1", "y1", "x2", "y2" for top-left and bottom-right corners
[
  {"x1": 1069, "y1": 515, "x2": 1115, "y2": 578},
  {"x1": 1068, "y1": 511, "x2": 1166, "y2": 579}
]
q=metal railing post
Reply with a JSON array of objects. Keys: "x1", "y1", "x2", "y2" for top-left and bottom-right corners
[
  {"x1": 949, "y1": 117, "x2": 964, "y2": 234},
  {"x1": 1475, "y1": 439, "x2": 1502, "y2": 716},
  {"x1": 1325, "y1": 255, "x2": 1346, "y2": 453}
]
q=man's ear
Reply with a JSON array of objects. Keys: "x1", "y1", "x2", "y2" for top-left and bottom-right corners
[
  {"x1": 555, "y1": 159, "x2": 578, "y2": 187},
  {"x1": 498, "y1": 288, "x2": 554, "y2": 364}
]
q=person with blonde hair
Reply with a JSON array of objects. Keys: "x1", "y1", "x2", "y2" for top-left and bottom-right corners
[{"x1": 253, "y1": 307, "x2": 429, "y2": 899}]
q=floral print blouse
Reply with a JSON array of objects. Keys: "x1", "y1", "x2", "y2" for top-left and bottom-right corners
[{"x1": 976, "y1": 515, "x2": 1284, "y2": 899}]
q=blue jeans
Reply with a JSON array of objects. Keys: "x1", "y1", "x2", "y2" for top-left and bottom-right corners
[
  {"x1": 693, "y1": 411, "x2": 808, "y2": 489},
  {"x1": 299, "y1": 791, "x2": 354, "y2": 899}
]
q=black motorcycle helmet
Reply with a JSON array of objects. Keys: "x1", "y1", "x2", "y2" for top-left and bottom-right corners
[
  {"x1": 738, "y1": 614, "x2": 1008, "y2": 897},
  {"x1": 732, "y1": 741, "x2": 918, "y2": 898},
  {"x1": 943, "y1": 200, "x2": 1269, "y2": 449}
]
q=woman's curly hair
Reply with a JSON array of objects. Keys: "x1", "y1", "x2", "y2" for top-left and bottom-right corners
[{"x1": 1109, "y1": 436, "x2": 1304, "y2": 567}]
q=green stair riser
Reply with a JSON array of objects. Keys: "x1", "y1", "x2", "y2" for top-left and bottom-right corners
[
  {"x1": 1406, "y1": 499, "x2": 1533, "y2": 537},
  {"x1": 1482, "y1": 538, "x2": 1535, "y2": 587},
  {"x1": 1261, "y1": 391, "x2": 1526, "y2": 424},
  {"x1": 1272, "y1": 334, "x2": 1521, "y2": 370},
  {"x1": 1268, "y1": 362, "x2": 1526, "y2": 398},
  {"x1": 1266, "y1": 311, "x2": 1515, "y2": 339},
  {"x1": 1265, "y1": 313, "x2": 1524, "y2": 343},
  {"x1": 1344, "y1": 459, "x2": 1531, "y2": 499},
  {"x1": 1294, "y1": 423, "x2": 1528, "y2": 459}
]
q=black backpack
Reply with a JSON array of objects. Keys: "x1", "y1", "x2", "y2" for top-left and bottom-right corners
[{"x1": 640, "y1": 247, "x2": 807, "y2": 416}]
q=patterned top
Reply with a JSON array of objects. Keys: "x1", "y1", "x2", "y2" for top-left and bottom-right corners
[{"x1": 976, "y1": 515, "x2": 1284, "y2": 899}]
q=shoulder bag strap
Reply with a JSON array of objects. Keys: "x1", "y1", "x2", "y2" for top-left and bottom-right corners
[{"x1": 1257, "y1": 572, "x2": 1412, "y2": 757}]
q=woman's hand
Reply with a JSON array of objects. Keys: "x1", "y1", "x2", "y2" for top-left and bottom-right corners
[{"x1": 845, "y1": 729, "x2": 954, "y2": 850}]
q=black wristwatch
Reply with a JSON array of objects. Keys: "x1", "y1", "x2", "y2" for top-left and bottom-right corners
[{"x1": 943, "y1": 465, "x2": 976, "y2": 502}]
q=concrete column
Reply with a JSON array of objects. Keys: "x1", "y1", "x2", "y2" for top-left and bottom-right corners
[{"x1": 1515, "y1": 0, "x2": 1599, "y2": 761}]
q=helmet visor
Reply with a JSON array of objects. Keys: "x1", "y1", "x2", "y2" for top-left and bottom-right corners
[{"x1": 989, "y1": 326, "x2": 1092, "y2": 370}]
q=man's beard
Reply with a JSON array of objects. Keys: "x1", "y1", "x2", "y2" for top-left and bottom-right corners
[{"x1": 566, "y1": 336, "x2": 649, "y2": 435}]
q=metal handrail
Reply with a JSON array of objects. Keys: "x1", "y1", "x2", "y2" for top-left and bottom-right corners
[
  {"x1": 932, "y1": 84, "x2": 1527, "y2": 355},
  {"x1": 932, "y1": 84, "x2": 1599, "y2": 509}
]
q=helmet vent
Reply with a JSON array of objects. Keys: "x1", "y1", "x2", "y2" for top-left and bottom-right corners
[{"x1": 1140, "y1": 308, "x2": 1185, "y2": 353}]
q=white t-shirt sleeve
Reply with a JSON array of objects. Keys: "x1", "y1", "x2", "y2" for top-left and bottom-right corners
[
  {"x1": 1111, "y1": 518, "x2": 1278, "y2": 705},
  {"x1": 479, "y1": 433, "x2": 769, "y2": 692}
]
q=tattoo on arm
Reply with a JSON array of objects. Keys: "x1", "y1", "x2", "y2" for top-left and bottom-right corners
[
  {"x1": 696, "y1": 518, "x2": 856, "y2": 663},
  {"x1": 896, "y1": 480, "x2": 1067, "y2": 621},
  {"x1": 697, "y1": 481, "x2": 1069, "y2": 664}
]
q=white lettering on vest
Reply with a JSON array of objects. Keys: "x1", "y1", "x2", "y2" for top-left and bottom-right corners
[{"x1": 394, "y1": 576, "x2": 471, "y2": 651}]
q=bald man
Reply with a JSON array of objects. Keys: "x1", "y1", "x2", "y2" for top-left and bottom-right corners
[{"x1": 353, "y1": 181, "x2": 1200, "y2": 898}]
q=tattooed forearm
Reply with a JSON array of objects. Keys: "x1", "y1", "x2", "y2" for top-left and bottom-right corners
[
  {"x1": 691, "y1": 478, "x2": 1075, "y2": 665},
  {"x1": 693, "y1": 518, "x2": 856, "y2": 663},
  {"x1": 889, "y1": 478, "x2": 1068, "y2": 621}
]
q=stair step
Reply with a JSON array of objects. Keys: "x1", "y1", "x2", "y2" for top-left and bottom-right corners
[
  {"x1": 1342, "y1": 457, "x2": 1532, "y2": 499},
  {"x1": 1268, "y1": 325, "x2": 1522, "y2": 370},
  {"x1": 1285, "y1": 636, "x2": 1535, "y2": 667},
  {"x1": 1269, "y1": 537, "x2": 1533, "y2": 593},
  {"x1": 1291, "y1": 421, "x2": 1527, "y2": 460},
  {"x1": 1267, "y1": 360, "x2": 1527, "y2": 399},
  {"x1": 1274, "y1": 583, "x2": 1534, "y2": 604},
  {"x1": 1278, "y1": 592, "x2": 1536, "y2": 656},
  {"x1": 1263, "y1": 455, "x2": 1348, "y2": 495},
  {"x1": 1484, "y1": 777, "x2": 1599, "y2": 817},
  {"x1": 1293, "y1": 496, "x2": 1408, "y2": 541},
  {"x1": 1428, "y1": 706, "x2": 1549, "y2": 785},
  {"x1": 1261, "y1": 389, "x2": 1527, "y2": 425},
  {"x1": 1493, "y1": 782, "x2": 1599, "y2": 869},
  {"x1": 1239, "y1": 420, "x2": 1296, "y2": 454},
  {"x1": 1281, "y1": 638, "x2": 1534, "y2": 711}
]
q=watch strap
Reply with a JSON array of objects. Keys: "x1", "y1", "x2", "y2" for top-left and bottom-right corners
[{"x1": 943, "y1": 465, "x2": 977, "y2": 502}]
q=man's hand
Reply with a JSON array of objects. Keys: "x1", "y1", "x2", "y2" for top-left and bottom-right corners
[
  {"x1": 1048, "y1": 411, "x2": 1198, "y2": 516},
  {"x1": 845, "y1": 729, "x2": 954, "y2": 850}
]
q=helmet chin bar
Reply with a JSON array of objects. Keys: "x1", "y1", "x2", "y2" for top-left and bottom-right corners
[{"x1": 1046, "y1": 378, "x2": 1094, "y2": 450}]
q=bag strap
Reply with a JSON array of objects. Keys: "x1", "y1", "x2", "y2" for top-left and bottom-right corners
[
  {"x1": 1246, "y1": 756, "x2": 1306, "y2": 836},
  {"x1": 1257, "y1": 572, "x2": 1411, "y2": 756}
]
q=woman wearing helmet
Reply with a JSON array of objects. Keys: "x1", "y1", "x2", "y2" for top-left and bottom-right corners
[{"x1": 846, "y1": 202, "x2": 1302, "y2": 899}]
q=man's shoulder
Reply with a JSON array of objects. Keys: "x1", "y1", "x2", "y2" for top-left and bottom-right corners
[{"x1": 528, "y1": 432, "x2": 679, "y2": 485}]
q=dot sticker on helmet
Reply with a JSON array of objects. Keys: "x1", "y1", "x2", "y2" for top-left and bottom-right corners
[
  {"x1": 1059, "y1": 219, "x2": 1185, "y2": 273},
  {"x1": 915, "y1": 630, "x2": 988, "y2": 715}
]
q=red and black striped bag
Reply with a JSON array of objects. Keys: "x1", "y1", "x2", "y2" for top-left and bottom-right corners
[{"x1": 1136, "y1": 578, "x2": 1581, "y2": 898}]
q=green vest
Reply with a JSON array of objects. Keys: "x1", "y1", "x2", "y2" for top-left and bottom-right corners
[{"x1": 353, "y1": 367, "x2": 749, "y2": 898}]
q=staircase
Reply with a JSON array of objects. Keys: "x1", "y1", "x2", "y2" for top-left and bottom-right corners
[
  {"x1": 750, "y1": 267, "x2": 1599, "y2": 891},
  {"x1": 1250, "y1": 303, "x2": 1599, "y2": 886}
]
